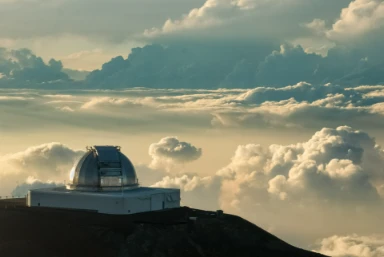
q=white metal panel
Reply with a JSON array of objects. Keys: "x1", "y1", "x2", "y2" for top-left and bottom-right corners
[
  {"x1": 27, "y1": 187, "x2": 180, "y2": 214},
  {"x1": 28, "y1": 190, "x2": 122, "y2": 214}
]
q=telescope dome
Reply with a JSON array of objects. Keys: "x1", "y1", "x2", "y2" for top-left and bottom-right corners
[{"x1": 68, "y1": 146, "x2": 138, "y2": 191}]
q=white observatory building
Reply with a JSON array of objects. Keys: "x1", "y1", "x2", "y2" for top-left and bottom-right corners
[{"x1": 27, "y1": 146, "x2": 181, "y2": 214}]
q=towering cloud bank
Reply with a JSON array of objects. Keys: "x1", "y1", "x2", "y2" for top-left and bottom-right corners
[
  {"x1": 81, "y1": 0, "x2": 384, "y2": 89},
  {"x1": 217, "y1": 126, "x2": 384, "y2": 210},
  {"x1": 82, "y1": 42, "x2": 384, "y2": 89},
  {"x1": 0, "y1": 1, "x2": 383, "y2": 89}
]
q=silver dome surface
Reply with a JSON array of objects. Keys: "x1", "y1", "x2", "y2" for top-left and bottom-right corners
[{"x1": 68, "y1": 146, "x2": 139, "y2": 191}]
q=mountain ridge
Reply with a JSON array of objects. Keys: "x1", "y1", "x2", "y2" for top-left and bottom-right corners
[{"x1": 0, "y1": 198, "x2": 328, "y2": 257}]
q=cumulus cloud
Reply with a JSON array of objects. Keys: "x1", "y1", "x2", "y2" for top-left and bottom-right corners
[
  {"x1": 304, "y1": 0, "x2": 384, "y2": 65},
  {"x1": 143, "y1": 0, "x2": 349, "y2": 41},
  {"x1": 1, "y1": 142, "x2": 84, "y2": 175},
  {"x1": 216, "y1": 126, "x2": 384, "y2": 209},
  {"x1": 0, "y1": 142, "x2": 84, "y2": 195},
  {"x1": 149, "y1": 137, "x2": 202, "y2": 171},
  {"x1": 144, "y1": 0, "x2": 240, "y2": 37},
  {"x1": 326, "y1": 0, "x2": 384, "y2": 41},
  {"x1": 315, "y1": 234, "x2": 384, "y2": 257}
]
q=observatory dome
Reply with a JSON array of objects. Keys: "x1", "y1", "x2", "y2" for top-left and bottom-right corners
[{"x1": 68, "y1": 146, "x2": 138, "y2": 191}]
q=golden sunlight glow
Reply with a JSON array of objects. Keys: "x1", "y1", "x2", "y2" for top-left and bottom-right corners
[{"x1": 69, "y1": 166, "x2": 75, "y2": 182}]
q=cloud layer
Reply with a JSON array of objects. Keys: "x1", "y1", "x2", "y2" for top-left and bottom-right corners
[{"x1": 3, "y1": 83, "x2": 384, "y2": 136}]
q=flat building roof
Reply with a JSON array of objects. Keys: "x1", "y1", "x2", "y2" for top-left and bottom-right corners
[{"x1": 29, "y1": 186, "x2": 180, "y2": 198}]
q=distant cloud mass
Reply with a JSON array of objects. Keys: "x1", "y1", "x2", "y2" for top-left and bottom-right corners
[
  {"x1": 0, "y1": 48, "x2": 70, "y2": 86},
  {"x1": 0, "y1": 0, "x2": 382, "y2": 83},
  {"x1": 1, "y1": 0, "x2": 384, "y2": 89},
  {"x1": 81, "y1": 42, "x2": 384, "y2": 89},
  {"x1": 3, "y1": 142, "x2": 84, "y2": 175},
  {"x1": 149, "y1": 137, "x2": 202, "y2": 171}
]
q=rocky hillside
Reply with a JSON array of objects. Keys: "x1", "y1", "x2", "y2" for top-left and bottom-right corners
[{"x1": 0, "y1": 198, "x2": 327, "y2": 257}]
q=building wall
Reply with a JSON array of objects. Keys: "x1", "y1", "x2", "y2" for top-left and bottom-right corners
[
  {"x1": 27, "y1": 188, "x2": 180, "y2": 215},
  {"x1": 164, "y1": 190, "x2": 180, "y2": 209},
  {"x1": 28, "y1": 190, "x2": 124, "y2": 214},
  {"x1": 124, "y1": 196, "x2": 150, "y2": 214}
]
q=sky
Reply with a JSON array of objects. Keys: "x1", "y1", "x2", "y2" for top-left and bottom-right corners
[{"x1": 1, "y1": 1, "x2": 384, "y2": 256}]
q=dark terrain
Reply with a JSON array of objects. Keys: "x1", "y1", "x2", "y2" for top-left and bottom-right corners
[{"x1": 0, "y1": 198, "x2": 328, "y2": 257}]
